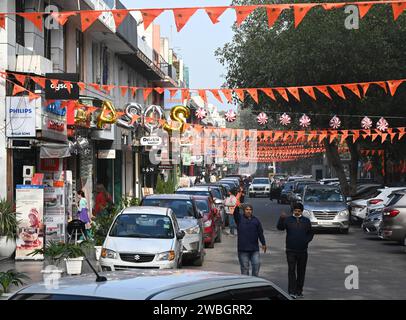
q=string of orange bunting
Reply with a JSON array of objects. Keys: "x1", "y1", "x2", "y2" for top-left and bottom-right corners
[
  {"x1": 2, "y1": 71, "x2": 406, "y2": 103},
  {"x1": 1, "y1": 1, "x2": 406, "y2": 32}
]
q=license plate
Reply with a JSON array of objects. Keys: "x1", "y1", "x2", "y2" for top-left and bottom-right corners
[{"x1": 318, "y1": 221, "x2": 333, "y2": 225}]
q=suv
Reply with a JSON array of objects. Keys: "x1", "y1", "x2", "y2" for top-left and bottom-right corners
[
  {"x1": 249, "y1": 177, "x2": 271, "y2": 197},
  {"x1": 301, "y1": 185, "x2": 350, "y2": 234},
  {"x1": 380, "y1": 190, "x2": 406, "y2": 246},
  {"x1": 141, "y1": 195, "x2": 205, "y2": 266}
]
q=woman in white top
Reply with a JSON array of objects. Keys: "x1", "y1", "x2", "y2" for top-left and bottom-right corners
[{"x1": 225, "y1": 190, "x2": 238, "y2": 235}]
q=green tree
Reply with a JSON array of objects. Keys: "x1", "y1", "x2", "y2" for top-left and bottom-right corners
[{"x1": 217, "y1": 0, "x2": 406, "y2": 194}]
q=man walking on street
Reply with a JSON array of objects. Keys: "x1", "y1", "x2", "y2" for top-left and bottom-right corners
[
  {"x1": 234, "y1": 204, "x2": 267, "y2": 277},
  {"x1": 277, "y1": 203, "x2": 314, "y2": 299}
]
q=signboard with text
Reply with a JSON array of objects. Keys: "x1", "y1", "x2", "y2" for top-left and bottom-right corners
[
  {"x1": 6, "y1": 97, "x2": 36, "y2": 138},
  {"x1": 45, "y1": 73, "x2": 79, "y2": 100}
]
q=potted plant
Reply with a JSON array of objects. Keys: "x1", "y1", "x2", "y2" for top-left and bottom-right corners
[
  {"x1": 63, "y1": 242, "x2": 88, "y2": 275},
  {"x1": 0, "y1": 199, "x2": 20, "y2": 258},
  {"x1": 0, "y1": 269, "x2": 30, "y2": 299}
]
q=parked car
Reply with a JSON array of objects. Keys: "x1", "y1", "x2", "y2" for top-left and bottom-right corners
[
  {"x1": 362, "y1": 208, "x2": 383, "y2": 235},
  {"x1": 100, "y1": 207, "x2": 185, "y2": 271},
  {"x1": 288, "y1": 180, "x2": 318, "y2": 205},
  {"x1": 193, "y1": 196, "x2": 222, "y2": 248},
  {"x1": 141, "y1": 195, "x2": 205, "y2": 266},
  {"x1": 218, "y1": 180, "x2": 240, "y2": 194},
  {"x1": 269, "y1": 180, "x2": 284, "y2": 203},
  {"x1": 380, "y1": 190, "x2": 406, "y2": 246},
  {"x1": 248, "y1": 177, "x2": 271, "y2": 197},
  {"x1": 280, "y1": 181, "x2": 295, "y2": 204},
  {"x1": 9, "y1": 269, "x2": 291, "y2": 300},
  {"x1": 302, "y1": 185, "x2": 350, "y2": 234}
]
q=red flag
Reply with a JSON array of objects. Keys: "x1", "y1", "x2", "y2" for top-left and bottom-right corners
[
  {"x1": 221, "y1": 89, "x2": 233, "y2": 103},
  {"x1": 387, "y1": 128, "x2": 397, "y2": 143},
  {"x1": 28, "y1": 91, "x2": 40, "y2": 101},
  {"x1": 387, "y1": 80, "x2": 403, "y2": 96},
  {"x1": 209, "y1": 89, "x2": 223, "y2": 103},
  {"x1": 112, "y1": 10, "x2": 129, "y2": 29},
  {"x1": 344, "y1": 84, "x2": 361, "y2": 98},
  {"x1": 89, "y1": 83, "x2": 101, "y2": 92},
  {"x1": 205, "y1": 7, "x2": 228, "y2": 24},
  {"x1": 120, "y1": 86, "x2": 128, "y2": 96},
  {"x1": 319, "y1": 131, "x2": 328, "y2": 143},
  {"x1": 266, "y1": 6, "x2": 285, "y2": 28},
  {"x1": 198, "y1": 90, "x2": 208, "y2": 104},
  {"x1": 50, "y1": 79, "x2": 59, "y2": 89},
  {"x1": 14, "y1": 74, "x2": 26, "y2": 85},
  {"x1": 130, "y1": 87, "x2": 138, "y2": 97},
  {"x1": 261, "y1": 88, "x2": 276, "y2": 101},
  {"x1": 234, "y1": 89, "x2": 245, "y2": 102},
  {"x1": 140, "y1": 9, "x2": 164, "y2": 30},
  {"x1": 51, "y1": 12, "x2": 76, "y2": 26},
  {"x1": 102, "y1": 85, "x2": 115, "y2": 93},
  {"x1": 322, "y1": 3, "x2": 345, "y2": 10},
  {"x1": 64, "y1": 81, "x2": 72, "y2": 94},
  {"x1": 392, "y1": 2, "x2": 406, "y2": 20},
  {"x1": 173, "y1": 8, "x2": 198, "y2": 32},
  {"x1": 329, "y1": 131, "x2": 338, "y2": 143},
  {"x1": 374, "y1": 81, "x2": 388, "y2": 93},
  {"x1": 234, "y1": 6, "x2": 257, "y2": 26},
  {"x1": 287, "y1": 87, "x2": 300, "y2": 101},
  {"x1": 358, "y1": 4, "x2": 374, "y2": 18},
  {"x1": 371, "y1": 133, "x2": 379, "y2": 142},
  {"x1": 12, "y1": 84, "x2": 25, "y2": 96},
  {"x1": 330, "y1": 85, "x2": 346, "y2": 99},
  {"x1": 246, "y1": 89, "x2": 258, "y2": 103},
  {"x1": 360, "y1": 83, "x2": 370, "y2": 96},
  {"x1": 78, "y1": 82, "x2": 86, "y2": 91},
  {"x1": 398, "y1": 127, "x2": 406, "y2": 140},
  {"x1": 181, "y1": 89, "x2": 190, "y2": 102},
  {"x1": 315, "y1": 86, "x2": 332, "y2": 99},
  {"x1": 17, "y1": 12, "x2": 43, "y2": 31},
  {"x1": 0, "y1": 14, "x2": 5, "y2": 30},
  {"x1": 80, "y1": 11, "x2": 102, "y2": 32},
  {"x1": 352, "y1": 130, "x2": 360, "y2": 143},
  {"x1": 293, "y1": 4, "x2": 316, "y2": 28},
  {"x1": 169, "y1": 88, "x2": 178, "y2": 98},
  {"x1": 340, "y1": 130, "x2": 349, "y2": 144},
  {"x1": 275, "y1": 88, "x2": 289, "y2": 102},
  {"x1": 302, "y1": 86, "x2": 316, "y2": 100},
  {"x1": 381, "y1": 133, "x2": 388, "y2": 143},
  {"x1": 32, "y1": 76, "x2": 46, "y2": 88},
  {"x1": 143, "y1": 88, "x2": 153, "y2": 101},
  {"x1": 154, "y1": 87, "x2": 165, "y2": 95}
]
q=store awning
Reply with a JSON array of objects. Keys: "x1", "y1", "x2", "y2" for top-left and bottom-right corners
[{"x1": 40, "y1": 143, "x2": 71, "y2": 159}]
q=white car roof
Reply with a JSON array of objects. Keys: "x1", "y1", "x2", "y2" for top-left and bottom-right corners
[
  {"x1": 12, "y1": 269, "x2": 288, "y2": 300},
  {"x1": 120, "y1": 206, "x2": 171, "y2": 216}
]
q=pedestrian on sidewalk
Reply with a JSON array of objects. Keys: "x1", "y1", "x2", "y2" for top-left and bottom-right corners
[
  {"x1": 277, "y1": 203, "x2": 314, "y2": 299},
  {"x1": 233, "y1": 203, "x2": 267, "y2": 277},
  {"x1": 224, "y1": 190, "x2": 238, "y2": 235},
  {"x1": 77, "y1": 190, "x2": 91, "y2": 238}
]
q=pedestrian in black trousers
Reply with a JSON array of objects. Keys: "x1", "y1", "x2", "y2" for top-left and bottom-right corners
[{"x1": 277, "y1": 203, "x2": 313, "y2": 299}]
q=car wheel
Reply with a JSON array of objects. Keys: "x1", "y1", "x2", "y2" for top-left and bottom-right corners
[
  {"x1": 251, "y1": 194, "x2": 255, "y2": 198},
  {"x1": 340, "y1": 228, "x2": 349, "y2": 234},
  {"x1": 193, "y1": 252, "x2": 204, "y2": 266}
]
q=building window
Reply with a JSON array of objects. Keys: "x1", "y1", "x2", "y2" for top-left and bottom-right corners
[
  {"x1": 44, "y1": 28, "x2": 51, "y2": 60},
  {"x1": 102, "y1": 46, "x2": 109, "y2": 85},
  {"x1": 76, "y1": 29, "x2": 84, "y2": 80},
  {"x1": 92, "y1": 42, "x2": 100, "y2": 83},
  {"x1": 16, "y1": 0, "x2": 25, "y2": 46}
]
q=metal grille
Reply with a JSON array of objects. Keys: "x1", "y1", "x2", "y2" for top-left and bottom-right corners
[
  {"x1": 313, "y1": 211, "x2": 337, "y2": 220},
  {"x1": 120, "y1": 253, "x2": 155, "y2": 263},
  {"x1": 254, "y1": 187, "x2": 265, "y2": 191},
  {"x1": 114, "y1": 265, "x2": 159, "y2": 270}
]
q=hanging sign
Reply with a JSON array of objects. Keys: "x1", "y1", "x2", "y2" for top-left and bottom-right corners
[
  {"x1": 6, "y1": 97, "x2": 36, "y2": 138},
  {"x1": 140, "y1": 136, "x2": 162, "y2": 146},
  {"x1": 45, "y1": 73, "x2": 79, "y2": 100}
]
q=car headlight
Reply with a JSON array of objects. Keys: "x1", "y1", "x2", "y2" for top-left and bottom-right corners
[
  {"x1": 204, "y1": 220, "x2": 212, "y2": 228},
  {"x1": 303, "y1": 210, "x2": 313, "y2": 218},
  {"x1": 101, "y1": 248, "x2": 118, "y2": 259},
  {"x1": 185, "y1": 225, "x2": 200, "y2": 234},
  {"x1": 156, "y1": 251, "x2": 175, "y2": 261},
  {"x1": 339, "y1": 209, "x2": 349, "y2": 217}
]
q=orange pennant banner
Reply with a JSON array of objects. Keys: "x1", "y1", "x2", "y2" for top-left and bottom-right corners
[
  {"x1": 302, "y1": 86, "x2": 316, "y2": 100},
  {"x1": 352, "y1": 130, "x2": 360, "y2": 143},
  {"x1": 387, "y1": 80, "x2": 403, "y2": 96},
  {"x1": 392, "y1": 2, "x2": 406, "y2": 20},
  {"x1": 315, "y1": 86, "x2": 332, "y2": 99},
  {"x1": 358, "y1": 4, "x2": 374, "y2": 18},
  {"x1": 154, "y1": 87, "x2": 165, "y2": 94},
  {"x1": 340, "y1": 130, "x2": 349, "y2": 144},
  {"x1": 287, "y1": 87, "x2": 300, "y2": 101},
  {"x1": 266, "y1": 6, "x2": 285, "y2": 28},
  {"x1": 209, "y1": 89, "x2": 223, "y2": 103},
  {"x1": 143, "y1": 88, "x2": 153, "y2": 101},
  {"x1": 294, "y1": 4, "x2": 316, "y2": 28},
  {"x1": 344, "y1": 84, "x2": 362, "y2": 98},
  {"x1": 78, "y1": 82, "x2": 86, "y2": 91},
  {"x1": 51, "y1": 12, "x2": 76, "y2": 26},
  {"x1": 140, "y1": 9, "x2": 164, "y2": 30},
  {"x1": 246, "y1": 89, "x2": 259, "y2": 103},
  {"x1": 120, "y1": 86, "x2": 128, "y2": 97},
  {"x1": 234, "y1": 89, "x2": 245, "y2": 102},
  {"x1": 198, "y1": 90, "x2": 208, "y2": 104},
  {"x1": 261, "y1": 88, "x2": 276, "y2": 101},
  {"x1": 330, "y1": 85, "x2": 346, "y2": 99},
  {"x1": 275, "y1": 88, "x2": 289, "y2": 102},
  {"x1": 173, "y1": 8, "x2": 198, "y2": 32},
  {"x1": 360, "y1": 83, "x2": 370, "y2": 96},
  {"x1": 205, "y1": 7, "x2": 228, "y2": 24},
  {"x1": 112, "y1": 10, "x2": 129, "y2": 29},
  {"x1": 12, "y1": 84, "x2": 25, "y2": 96},
  {"x1": 17, "y1": 12, "x2": 43, "y2": 31},
  {"x1": 234, "y1": 6, "x2": 257, "y2": 26},
  {"x1": 80, "y1": 11, "x2": 102, "y2": 32},
  {"x1": 32, "y1": 77, "x2": 45, "y2": 88},
  {"x1": 14, "y1": 74, "x2": 26, "y2": 85},
  {"x1": 0, "y1": 14, "x2": 5, "y2": 30},
  {"x1": 169, "y1": 89, "x2": 178, "y2": 98}
]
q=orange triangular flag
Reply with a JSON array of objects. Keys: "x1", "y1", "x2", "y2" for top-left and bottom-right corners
[
  {"x1": 344, "y1": 84, "x2": 361, "y2": 98},
  {"x1": 78, "y1": 82, "x2": 86, "y2": 91},
  {"x1": 130, "y1": 87, "x2": 138, "y2": 97},
  {"x1": 120, "y1": 86, "x2": 128, "y2": 97},
  {"x1": 28, "y1": 91, "x2": 40, "y2": 101},
  {"x1": 102, "y1": 84, "x2": 115, "y2": 93},
  {"x1": 329, "y1": 131, "x2": 338, "y2": 143},
  {"x1": 296, "y1": 131, "x2": 305, "y2": 142},
  {"x1": 287, "y1": 87, "x2": 301, "y2": 101},
  {"x1": 358, "y1": 4, "x2": 373, "y2": 18},
  {"x1": 307, "y1": 131, "x2": 317, "y2": 142},
  {"x1": 234, "y1": 6, "x2": 257, "y2": 26},
  {"x1": 51, "y1": 12, "x2": 76, "y2": 26},
  {"x1": 275, "y1": 88, "x2": 289, "y2": 102},
  {"x1": 261, "y1": 88, "x2": 276, "y2": 101},
  {"x1": 330, "y1": 85, "x2": 346, "y2": 99},
  {"x1": 198, "y1": 90, "x2": 208, "y2": 104},
  {"x1": 315, "y1": 86, "x2": 332, "y2": 99},
  {"x1": 17, "y1": 12, "x2": 43, "y2": 31},
  {"x1": 64, "y1": 81, "x2": 72, "y2": 93},
  {"x1": 112, "y1": 10, "x2": 129, "y2": 29},
  {"x1": 0, "y1": 14, "x2": 5, "y2": 30},
  {"x1": 14, "y1": 74, "x2": 26, "y2": 85},
  {"x1": 205, "y1": 7, "x2": 228, "y2": 24},
  {"x1": 234, "y1": 89, "x2": 245, "y2": 102},
  {"x1": 319, "y1": 131, "x2": 328, "y2": 143},
  {"x1": 387, "y1": 80, "x2": 403, "y2": 96},
  {"x1": 50, "y1": 79, "x2": 59, "y2": 89},
  {"x1": 302, "y1": 86, "x2": 316, "y2": 100},
  {"x1": 32, "y1": 76, "x2": 46, "y2": 88},
  {"x1": 266, "y1": 6, "x2": 285, "y2": 28},
  {"x1": 12, "y1": 84, "x2": 25, "y2": 96},
  {"x1": 168, "y1": 89, "x2": 178, "y2": 98},
  {"x1": 340, "y1": 130, "x2": 349, "y2": 144},
  {"x1": 80, "y1": 11, "x2": 102, "y2": 32},
  {"x1": 221, "y1": 89, "x2": 233, "y2": 103},
  {"x1": 173, "y1": 8, "x2": 198, "y2": 32},
  {"x1": 209, "y1": 89, "x2": 223, "y2": 103},
  {"x1": 322, "y1": 3, "x2": 345, "y2": 10},
  {"x1": 352, "y1": 130, "x2": 360, "y2": 143},
  {"x1": 143, "y1": 88, "x2": 153, "y2": 101},
  {"x1": 381, "y1": 133, "x2": 388, "y2": 143},
  {"x1": 154, "y1": 87, "x2": 165, "y2": 95},
  {"x1": 360, "y1": 83, "x2": 370, "y2": 96},
  {"x1": 89, "y1": 83, "x2": 101, "y2": 92},
  {"x1": 387, "y1": 128, "x2": 397, "y2": 143},
  {"x1": 273, "y1": 131, "x2": 283, "y2": 142},
  {"x1": 398, "y1": 127, "x2": 406, "y2": 140},
  {"x1": 362, "y1": 130, "x2": 371, "y2": 139},
  {"x1": 140, "y1": 9, "x2": 164, "y2": 30},
  {"x1": 181, "y1": 89, "x2": 190, "y2": 102},
  {"x1": 392, "y1": 2, "x2": 406, "y2": 20},
  {"x1": 374, "y1": 81, "x2": 388, "y2": 93},
  {"x1": 246, "y1": 89, "x2": 259, "y2": 103},
  {"x1": 371, "y1": 133, "x2": 379, "y2": 142},
  {"x1": 293, "y1": 4, "x2": 316, "y2": 28}
]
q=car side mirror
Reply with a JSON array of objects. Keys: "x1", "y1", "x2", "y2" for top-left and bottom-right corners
[
  {"x1": 176, "y1": 230, "x2": 185, "y2": 239},
  {"x1": 346, "y1": 197, "x2": 352, "y2": 202}
]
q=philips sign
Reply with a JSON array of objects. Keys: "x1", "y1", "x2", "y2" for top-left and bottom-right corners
[
  {"x1": 6, "y1": 97, "x2": 36, "y2": 138},
  {"x1": 9, "y1": 108, "x2": 33, "y2": 114}
]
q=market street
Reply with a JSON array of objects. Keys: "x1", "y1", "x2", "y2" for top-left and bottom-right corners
[{"x1": 190, "y1": 197, "x2": 406, "y2": 300}]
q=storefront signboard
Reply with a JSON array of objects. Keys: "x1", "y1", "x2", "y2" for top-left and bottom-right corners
[
  {"x1": 140, "y1": 136, "x2": 162, "y2": 146},
  {"x1": 45, "y1": 73, "x2": 79, "y2": 100},
  {"x1": 5, "y1": 97, "x2": 36, "y2": 138},
  {"x1": 15, "y1": 185, "x2": 45, "y2": 260},
  {"x1": 44, "y1": 186, "x2": 66, "y2": 243},
  {"x1": 42, "y1": 101, "x2": 67, "y2": 142},
  {"x1": 98, "y1": 149, "x2": 116, "y2": 159}
]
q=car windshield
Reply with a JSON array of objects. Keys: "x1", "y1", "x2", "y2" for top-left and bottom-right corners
[
  {"x1": 176, "y1": 190, "x2": 211, "y2": 197},
  {"x1": 142, "y1": 199, "x2": 195, "y2": 218},
  {"x1": 195, "y1": 199, "x2": 210, "y2": 214},
  {"x1": 109, "y1": 214, "x2": 174, "y2": 239},
  {"x1": 296, "y1": 183, "x2": 317, "y2": 193},
  {"x1": 253, "y1": 179, "x2": 269, "y2": 184},
  {"x1": 282, "y1": 182, "x2": 294, "y2": 191},
  {"x1": 304, "y1": 188, "x2": 345, "y2": 202},
  {"x1": 210, "y1": 189, "x2": 222, "y2": 199}
]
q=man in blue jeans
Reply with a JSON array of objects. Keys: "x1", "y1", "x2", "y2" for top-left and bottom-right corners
[{"x1": 233, "y1": 204, "x2": 267, "y2": 277}]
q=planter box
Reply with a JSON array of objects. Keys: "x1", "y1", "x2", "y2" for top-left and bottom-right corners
[
  {"x1": 65, "y1": 257, "x2": 84, "y2": 275},
  {"x1": 0, "y1": 237, "x2": 16, "y2": 258}
]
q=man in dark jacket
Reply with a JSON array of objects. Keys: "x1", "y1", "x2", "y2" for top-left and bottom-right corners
[
  {"x1": 277, "y1": 203, "x2": 313, "y2": 299},
  {"x1": 234, "y1": 204, "x2": 267, "y2": 277}
]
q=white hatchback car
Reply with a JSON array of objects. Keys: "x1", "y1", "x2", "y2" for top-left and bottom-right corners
[{"x1": 100, "y1": 207, "x2": 185, "y2": 271}]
